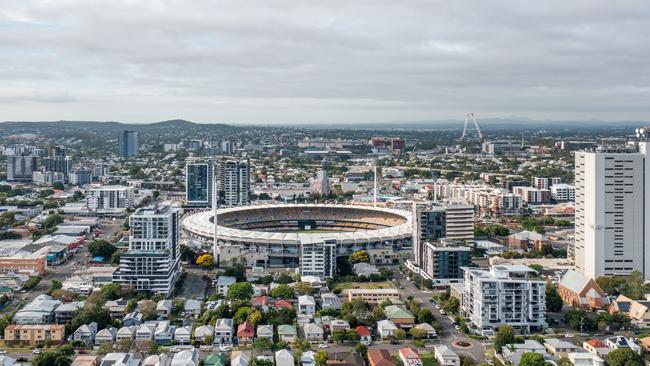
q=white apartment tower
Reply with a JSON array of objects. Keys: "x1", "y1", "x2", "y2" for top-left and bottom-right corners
[
  {"x1": 574, "y1": 135, "x2": 650, "y2": 279},
  {"x1": 87, "y1": 185, "x2": 134, "y2": 210},
  {"x1": 113, "y1": 204, "x2": 181, "y2": 295},
  {"x1": 462, "y1": 265, "x2": 546, "y2": 336},
  {"x1": 299, "y1": 240, "x2": 336, "y2": 278},
  {"x1": 218, "y1": 159, "x2": 250, "y2": 206},
  {"x1": 444, "y1": 202, "x2": 475, "y2": 241}
]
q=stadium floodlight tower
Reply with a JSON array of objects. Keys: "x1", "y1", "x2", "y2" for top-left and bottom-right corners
[
  {"x1": 212, "y1": 176, "x2": 219, "y2": 259},
  {"x1": 460, "y1": 112, "x2": 485, "y2": 143}
]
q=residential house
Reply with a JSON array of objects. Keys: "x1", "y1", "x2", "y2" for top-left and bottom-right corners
[
  {"x1": 104, "y1": 298, "x2": 128, "y2": 318},
  {"x1": 73, "y1": 322, "x2": 98, "y2": 345},
  {"x1": 368, "y1": 349, "x2": 395, "y2": 366},
  {"x1": 568, "y1": 353, "x2": 605, "y2": 366},
  {"x1": 399, "y1": 348, "x2": 422, "y2": 366},
  {"x1": 171, "y1": 349, "x2": 199, "y2": 366},
  {"x1": 116, "y1": 326, "x2": 135, "y2": 341},
  {"x1": 434, "y1": 346, "x2": 460, "y2": 366},
  {"x1": 14, "y1": 294, "x2": 61, "y2": 324},
  {"x1": 174, "y1": 326, "x2": 191, "y2": 344},
  {"x1": 298, "y1": 295, "x2": 316, "y2": 315},
  {"x1": 251, "y1": 296, "x2": 270, "y2": 312},
  {"x1": 214, "y1": 319, "x2": 234, "y2": 345},
  {"x1": 123, "y1": 311, "x2": 144, "y2": 327},
  {"x1": 544, "y1": 338, "x2": 584, "y2": 357},
  {"x1": 275, "y1": 299, "x2": 293, "y2": 310},
  {"x1": 275, "y1": 349, "x2": 294, "y2": 366},
  {"x1": 500, "y1": 340, "x2": 550, "y2": 366},
  {"x1": 184, "y1": 300, "x2": 201, "y2": 316},
  {"x1": 95, "y1": 327, "x2": 117, "y2": 345},
  {"x1": 99, "y1": 353, "x2": 140, "y2": 366},
  {"x1": 326, "y1": 352, "x2": 364, "y2": 366},
  {"x1": 143, "y1": 353, "x2": 171, "y2": 366},
  {"x1": 4, "y1": 324, "x2": 65, "y2": 345},
  {"x1": 55, "y1": 301, "x2": 84, "y2": 324},
  {"x1": 72, "y1": 355, "x2": 98, "y2": 366},
  {"x1": 558, "y1": 270, "x2": 609, "y2": 310},
  {"x1": 194, "y1": 325, "x2": 215, "y2": 343},
  {"x1": 135, "y1": 322, "x2": 156, "y2": 342},
  {"x1": 301, "y1": 351, "x2": 316, "y2": 366},
  {"x1": 216, "y1": 276, "x2": 236, "y2": 296},
  {"x1": 609, "y1": 295, "x2": 650, "y2": 328},
  {"x1": 355, "y1": 326, "x2": 371, "y2": 342},
  {"x1": 278, "y1": 324, "x2": 298, "y2": 343},
  {"x1": 154, "y1": 321, "x2": 176, "y2": 345},
  {"x1": 205, "y1": 353, "x2": 227, "y2": 366},
  {"x1": 377, "y1": 320, "x2": 398, "y2": 339},
  {"x1": 205, "y1": 353, "x2": 226, "y2": 366},
  {"x1": 413, "y1": 323, "x2": 436, "y2": 339},
  {"x1": 640, "y1": 336, "x2": 650, "y2": 351},
  {"x1": 253, "y1": 284, "x2": 269, "y2": 296},
  {"x1": 384, "y1": 306, "x2": 415, "y2": 326},
  {"x1": 303, "y1": 323, "x2": 324, "y2": 343},
  {"x1": 232, "y1": 353, "x2": 250, "y2": 366},
  {"x1": 583, "y1": 339, "x2": 611, "y2": 358},
  {"x1": 321, "y1": 293, "x2": 342, "y2": 310},
  {"x1": 606, "y1": 336, "x2": 641, "y2": 355},
  {"x1": 330, "y1": 319, "x2": 350, "y2": 332},
  {"x1": 257, "y1": 325, "x2": 273, "y2": 341},
  {"x1": 237, "y1": 321, "x2": 255, "y2": 345},
  {"x1": 156, "y1": 300, "x2": 173, "y2": 318}
]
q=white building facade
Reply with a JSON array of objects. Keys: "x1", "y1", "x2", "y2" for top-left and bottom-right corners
[{"x1": 87, "y1": 185, "x2": 135, "y2": 210}]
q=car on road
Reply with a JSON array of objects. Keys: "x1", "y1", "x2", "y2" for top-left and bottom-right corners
[
  {"x1": 454, "y1": 325, "x2": 460, "y2": 330},
  {"x1": 390, "y1": 338, "x2": 400, "y2": 345},
  {"x1": 0, "y1": 350, "x2": 6, "y2": 355},
  {"x1": 200, "y1": 346, "x2": 212, "y2": 351},
  {"x1": 32, "y1": 349, "x2": 41, "y2": 354},
  {"x1": 361, "y1": 340, "x2": 372, "y2": 346},
  {"x1": 318, "y1": 344, "x2": 328, "y2": 349},
  {"x1": 440, "y1": 310, "x2": 446, "y2": 315},
  {"x1": 435, "y1": 305, "x2": 440, "y2": 309},
  {"x1": 219, "y1": 346, "x2": 232, "y2": 352},
  {"x1": 564, "y1": 333, "x2": 575, "y2": 338},
  {"x1": 169, "y1": 347, "x2": 180, "y2": 353}
]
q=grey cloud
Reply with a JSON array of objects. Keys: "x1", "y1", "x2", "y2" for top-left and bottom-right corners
[{"x1": 0, "y1": 0, "x2": 649, "y2": 123}]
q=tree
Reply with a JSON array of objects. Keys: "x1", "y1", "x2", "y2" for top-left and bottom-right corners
[
  {"x1": 295, "y1": 282, "x2": 314, "y2": 296},
  {"x1": 248, "y1": 310, "x2": 263, "y2": 325},
  {"x1": 180, "y1": 244, "x2": 196, "y2": 262},
  {"x1": 101, "y1": 283, "x2": 122, "y2": 301},
  {"x1": 443, "y1": 297, "x2": 460, "y2": 315},
  {"x1": 276, "y1": 274, "x2": 294, "y2": 284},
  {"x1": 409, "y1": 327, "x2": 427, "y2": 339},
  {"x1": 494, "y1": 325, "x2": 515, "y2": 353},
  {"x1": 110, "y1": 251, "x2": 121, "y2": 266},
  {"x1": 139, "y1": 300, "x2": 157, "y2": 320},
  {"x1": 557, "y1": 358, "x2": 573, "y2": 366},
  {"x1": 621, "y1": 270, "x2": 649, "y2": 299},
  {"x1": 596, "y1": 275, "x2": 625, "y2": 295},
  {"x1": 51, "y1": 280, "x2": 62, "y2": 291},
  {"x1": 519, "y1": 353, "x2": 545, "y2": 366},
  {"x1": 315, "y1": 350, "x2": 328, "y2": 366},
  {"x1": 233, "y1": 307, "x2": 252, "y2": 326},
  {"x1": 546, "y1": 286, "x2": 564, "y2": 312},
  {"x1": 332, "y1": 330, "x2": 346, "y2": 343},
  {"x1": 58, "y1": 344, "x2": 75, "y2": 357},
  {"x1": 417, "y1": 308, "x2": 434, "y2": 324},
  {"x1": 227, "y1": 282, "x2": 254, "y2": 300},
  {"x1": 372, "y1": 306, "x2": 385, "y2": 321},
  {"x1": 349, "y1": 250, "x2": 370, "y2": 264},
  {"x1": 253, "y1": 337, "x2": 273, "y2": 353},
  {"x1": 529, "y1": 264, "x2": 544, "y2": 274},
  {"x1": 196, "y1": 253, "x2": 216, "y2": 268},
  {"x1": 606, "y1": 348, "x2": 643, "y2": 366},
  {"x1": 393, "y1": 328, "x2": 406, "y2": 340},
  {"x1": 564, "y1": 310, "x2": 597, "y2": 331},
  {"x1": 88, "y1": 240, "x2": 117, "y2": 260},
  {"x1": 270, "y1": 284, "x2": 295, "y2": 299}
]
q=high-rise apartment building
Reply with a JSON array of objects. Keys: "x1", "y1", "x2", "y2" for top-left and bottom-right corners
[
  {"x1": 7, "y1": 155, "x2": 38, "y2": 182},
  {"x1": 574, "y1": 141, "x2": 650, "y2": 279},
  {"x1": 87, "y1": 185, "x2": 134, "y2": 210},
  {"x1": 462, "y1": 265, "x2": 546, "y2": 336},
  {"x1": 300, "y1": 240, "x2": 336, "y2": 278},
  {"x1": 185, "y1": 160, "x2": 214, "y2": 208},
  {"x1": 118, "y1": 130, "x2": 139, "y2": 158},
  {"x1": 309, "y1": 170, "x2": 330, "y2": 197},
  {"x1": 218, "y1": 159, "x2": 250, "y2": 206},
  {"x1": 444, "y1": 203, "x2": 475, "y2": 241},
  {"x1": 532, "y1": 177, "x2": 562, "y2": 190},
  {"x1": 44, "y1": 145, "x2": 71, "y2": 178},
  {"x1": 420, "y1": 242, "x2": 471, "y2": 284},
  {"x1": 113, "y1": 204, "x2": 181, "y2": 295}
]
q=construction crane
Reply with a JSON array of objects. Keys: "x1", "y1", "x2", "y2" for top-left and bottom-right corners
[{"x1": 460, "y1": 112, "x2": 485, "y2": 143}]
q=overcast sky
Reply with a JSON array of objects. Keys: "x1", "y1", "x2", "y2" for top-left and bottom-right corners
[{"x1": 1, "y1": 1, "x2": 649, "y2": 124}]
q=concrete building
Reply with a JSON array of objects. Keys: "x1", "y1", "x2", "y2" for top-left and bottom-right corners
[
  {"x1": 113, "y1": 204, "x2": 181, "y2": 295},
  {"x1": 218, "y1": 158, "x2": 250, "y2": 206},
  {"x1": 532, "y1": 177, "x2": 562, "y2": 190},
  {"x1": 420, "y1": 242, "x2": 471, "y2": 284},
  {"x1": 310, "y1": 170, "x2": 330, "y2": 197},
  {"x1": 461, "y1": 265, "x2": 546, "y2": 336},
  {"x1": 4, "y1": 324, "x2": 65, "y2": 345},
  {"x1": 574, "y1": 139, "x2": 650, "y2": 279},
  {"x1": 344, "y1": 288, "x2": 400, "y2": 304},
  {"x1": 87, "y1": 185, "x2": 135, "y2": 210},
  {"x1": 551, "y1": 183, "x2": 576, "y2": 202},
  {"x1": 6, "y1": 155, "x2": 37, "y2": 181},
  {"x1": 186, "y1": 160, "x2": 214, "y2": 208},
  {"x1": 118, "y1": 130, "x2": 139, "y2": 158},
  {"x1": 443, "y1": 203, "x2": 474, "y2": 241},
  {"x1": 300, "y1": 240, "x2": 336, "y2": 278}
]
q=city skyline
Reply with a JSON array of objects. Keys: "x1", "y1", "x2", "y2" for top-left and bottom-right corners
[{"x1": 2, "y1": 1, "x2": 650, "y2": 123}]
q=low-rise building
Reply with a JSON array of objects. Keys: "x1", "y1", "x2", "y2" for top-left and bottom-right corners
[
  {"x1": 558, "y1": 270, "x2": 609, "y2": 310},
  {"x1": 398, "y1": 348, "x2": 422, "y2": 366},
  {"x1": 278, "y1": 324, "x2": 297, "y2": 343},
  {"x1": 544, "y1": 338, "x2": 584, "y2": 357},
  {"x1": 434, "y1": 345, "x2": 459, "y2": 366},
  {"x1": 298, "y1": 295, "x2": 316, "y2": 315},
  {"x1": 215, "y1": 276, "x2": 236, "y2": 296},
  {"x1": 568, "y1": 352, "x2": 605, "y2": 366},
  {"x1": 606, "y1": 336, "x2": 641, "y2": 355},
  {"x1": 609, "y1": 295, "x2": 650, "y2": 328},
  {"x1": 303, "y1": 323, "x2": 324, "y2": 343},
  {"x1": 376, "y1": 320, "x2": 398, "y2": 339},
  {"x1": 384, "y1": 305, "x2": 415, "y2": 326},
  {"x1": 344, "y1": 288, "x2": 400, "y2": 304},
  {"x1": 256, "y1": 324, "x2": 273, "y2": 341},
  {"x1": 4, "y1": 324, "x2": 65, "y2": 345},
  {"x1": 368, "y1": 349, "x2": 395, "y2": 366},
  {"x1": 214, "y1": 319, "x2": 233, "y2": 345}
]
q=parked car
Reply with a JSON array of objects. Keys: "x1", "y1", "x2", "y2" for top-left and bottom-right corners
[
  {"x1": 318, "y1": 344, "x2": 328, "y2": 349},
  {"x1": 32, "y1": 349, "x2": 41, "y2": 354}
]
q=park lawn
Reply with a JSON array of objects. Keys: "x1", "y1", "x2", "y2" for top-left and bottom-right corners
[
  {"x1": 334, "y1": 281, "x2": 395, "y2": 291},
  {"x1": 421, "y1": 352, "x2": 439, "y2": 366}
]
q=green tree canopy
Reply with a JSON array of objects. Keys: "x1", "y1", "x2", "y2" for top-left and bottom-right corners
[
  {"x1": 270, "y1": 284, "x2": 295, "y2": 299},
  {"x1": 88, "y1": 240, "x2": 117, "y2": 259},
  {"x1": 546, "y1": 285, "x2": 564, "y2": 312},
  {"x1": 519, "y1": 352, "x2": 546, "y2": 366},
  {"x1": 494, "y1": 325, "x2": 515, "y2": 353},
  {"x1": 227, "y1": 282, "x2": 254, "y2": 300},
  {"x1": 606, "y1": 348, "x2": 643, "y2": 366}
]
